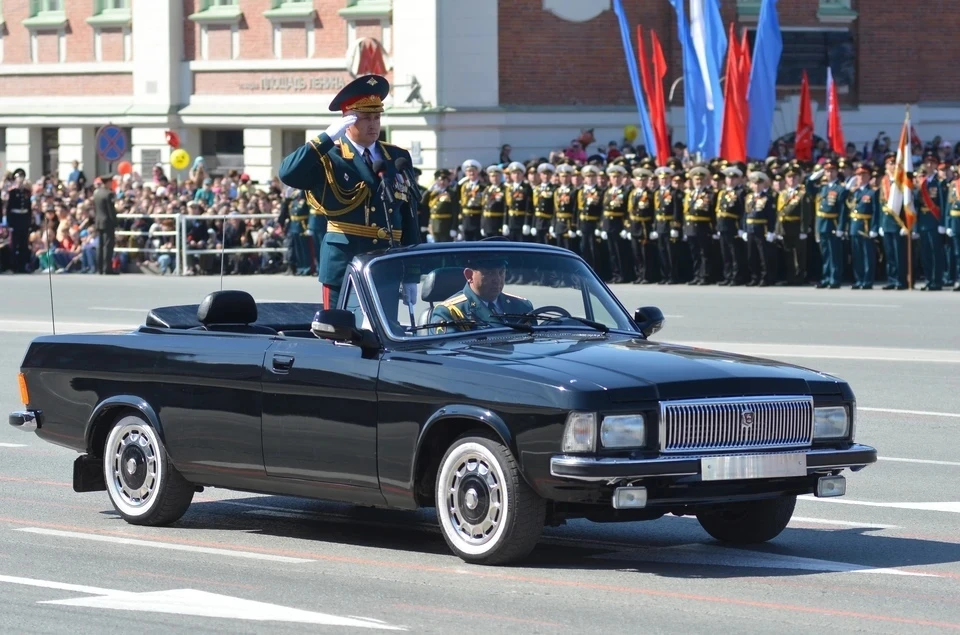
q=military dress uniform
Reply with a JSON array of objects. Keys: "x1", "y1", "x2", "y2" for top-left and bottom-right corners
[
  {"x1": 877, "y1": 167, "x2": 909, "y2": 290},
  {"x1": 430, "y1": 284, "x2": 535, "y2": 334},
  {"x1": 481, "y1": 165, "x2": 507, "y2": 238},
  {"x1": 424, "y1": 170, "x2": 457, "y2": 243},
  {"x1": 915, "y1": 171, "x2": 946, "y2": 290},
  {"x1": 811, "y1": 160, "x2": 849, "y2": 288},
  {"x1": 576, "y1": 165, "x2": 605, "y2": 272},
  {"x1": 504, "y1": 162, "x2": 532, "y2": 243},
  {"x1": 946, "y1": 177, "x2": 960, "y2": 290},
  {"x1": 627, "y1": 167, "x2": 657, "y2": 283},
  {"x1": 530, "y1": 163, "x2": 556, "y2": 245},
  {"x1": 742, "y1": 171, "x2": 778, "y2": 286},
  {"x1": 775, "y1": 167, "x2": 809, "y2": 285},
  {"x1": 653, "y1": 167, "x2": 683, "y2": 284},
  {"x1": 5, "y1": 170, "x2": 32, "y2": 273},
  {"x1": 682, "y1": 166, "x2": 715, "y2": 285},
  {"x1": 552, "y1": 165, "x2": 578, "y2": 252},
  {"x1": 278, "y1": 74, "x2": 419, "y2": 309},
  {"x1": 279, "y1": 191, "x2": 312, "y2": 275},
  {"x1": 715, "y1": 166, "x2": 746, "y2": 285},
  {"x1": 601, "y1": 164, "x2": 631, "y2": 283},
  {"x1": 847, "y1": 168, "x2": 880, "y2": 289},
  {"x1": 458, "y1": 159, "x2": 485, "y2": 241}
]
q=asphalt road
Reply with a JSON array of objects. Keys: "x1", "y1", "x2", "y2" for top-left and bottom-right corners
[{"x1": 1, "y1": 273, "x2": 959, "y2": 633}]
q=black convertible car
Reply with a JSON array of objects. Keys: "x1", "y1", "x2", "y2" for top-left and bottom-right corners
[{"x1": 10, "y1": 241, "x2": 876, "y2": 565}]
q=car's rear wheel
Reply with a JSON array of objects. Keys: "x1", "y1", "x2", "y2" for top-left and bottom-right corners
[
  {"x1": 695, "y1": 495, "x2": 797, "y2": 544},
  {"x1": 435, "y1": 434, "x2": 545, "y2": 565},
  {"x1": 103, "y1": 413, "x2": 194, "y2": 526}
]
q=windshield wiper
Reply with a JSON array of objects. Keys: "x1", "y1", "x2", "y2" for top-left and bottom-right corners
[
  {"x1": 404, "y1": 319, "x2": 489, "y2": 333},
  {"x1": 498, "y1": 312, "x2": 609, "y2": 333}
]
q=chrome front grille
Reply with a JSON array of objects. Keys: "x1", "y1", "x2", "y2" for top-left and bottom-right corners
[{"x1": 659, "y1": 396, "x2": 814, "y2": 453}]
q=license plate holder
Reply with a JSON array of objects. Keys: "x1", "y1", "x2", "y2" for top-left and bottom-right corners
[{"x1": 700, "y1": 453, "x2": 807, "y2": 481}]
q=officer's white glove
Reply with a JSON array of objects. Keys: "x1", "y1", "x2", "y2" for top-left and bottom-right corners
[
  {"x1": 741, "y1": 231, "x2": 749, "y2": 242},
  {"x1": 649, "y1": 231, "x2": 659, "y2": 240},
  {"x1": 576, "y1": 230, "x2": 583, "y2": 237},
  {"x1": 911, "y1": 232, "x2": 919, "y2": 239},
  {"x1": 669, "y1": 229, "x2": 679, "y2": 239},
  {"x1": 449, "y1": 229, "x2": 457, "y2": 238},
  {"x1": 456, "y1": 232, "x2": 464, "y2": 241},
  {"x1": 868, "y1": 230, "x2": 878, "y2": 238},
  {"x1": 426, "y1": 233, "x2": 435, "y2": 243},
  {"x1": 568, "y1": 230, "x2": 577, "y2": 239},
  {"x1": 324, "y1": 114, "x2": 357, "y2": 141},
  {"x1": 401, "y1": 282, "x2": 418, "y2": 306},
  {"x1": 879, "y1": 228, "x2": 885, "y2": 237},
  {"x1": 765, "y1": 232, "x2": 776, "y2": 242},
  {"x1": 900, "y1": 227, "x2": 908, "y2": 237},
  {"x1": 682, "y1": 234, "x2": 689, "y2": 242},
  {"x1": 549, "y1": 227, "x2": 556, "y2": 238},
  {"x1": 501, "y1": 225, "x2": 509, "y2": 236},
  {"x1": 835, "y1": 230, "x2": 844, "y2": 238},
  {"x1": 480, "y1": 229, "x2": 486, "y2": 237},
  {"x1": 522, "y1": 224, "x2": 531, "y2": 236},
  {"x1": 594, "y1": 228, "x2": 602, "y2": 237},
  {"x1": 948, "y1": 228, "x2": 956, "y2": 237},
  {"x1": 811, "y1": 169, "x2": 824, "y2": 181},
  {"x1": 530, "y1": 227, "x2": 538, "y2": 236},
  {"x1": 420, "y1": 226, "x2": 428, "y2": 233},
  {"x1": 938, "y1": 225, "x2": 946, "y2": 234},
  {"x1": 799, "y1": 233, "x2": 808, "y2": 240},
  {"x1": 620, "y1": 229, "x2": 629, "y2": 240},
  {"x1": 600, "y1": 230, "x2": 608, "y2": 240},
  {"x1": 713, "y1": 232, "x2": 720, "y2": 240}
]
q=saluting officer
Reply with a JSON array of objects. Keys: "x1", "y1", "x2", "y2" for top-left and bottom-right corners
[
  {"x1": 742, "y1": 171, "x2": 778, "y2": 286},
  {"x1": 776, "y1": 164, "x2": 809, "y2": 286},
  {"x1": 682, "y1": 165, "x2": 715, "y2": 285},
  {"x1": 915, "y1": 152, "x2": 946, "y2": 290},
  {"x1": 715, "y1": 165, "x2": 746, "y2": 286},
  {"x1": 628, "y1": 166, "x2": 657, "y2": 284},
  {"x1": 811, "y1": 159, "x2": 849, "y2": 289},
  {"x1": 424, "y1": 169, "x2": 458, "y2": 243},
  {"x1": 576, "y1": 164, "x2": 604, "y2": 272},
  {"x1": 530, "y1": 162, "x2": 556, "y2": 244},
  {"x1": 602, "y1": 163, "x2": 631, "y2": 283},
  {"x1": 504, "y1": 161, "x2": 532, "y2": 242},
  {"x1": 552, "y1": 164, "x2": 578, "y2": 251},
  {"x1": 481, "y1": 165, "x2": 507, "y2": 238},
  {"x1": 653, "y1": 166, "x2": 683, "y2": 284},
  {"x1": 278, "y1": 73, "x2": 419, "y2": 310},
  {"x1": 847, "y1": 163, "x2": 880, "y2": 289},
  {"x1": 458, "y1": 159, "x2": 484, "y2": 241}
]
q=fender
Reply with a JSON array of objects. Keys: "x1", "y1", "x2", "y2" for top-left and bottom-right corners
[
  {"x1": 415, "y1": 404, "x2": 516, "y2": 463},
  {"x1": 84, "y1": 395, "x2": 164, "y2": 454}
]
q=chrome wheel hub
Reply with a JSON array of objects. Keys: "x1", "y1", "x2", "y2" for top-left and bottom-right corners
[
  {"x1": 444, "y1": 452, "x2": 503, "y2": 546},
  {"x1": 110, "y1": 425, "x2": 158, "y2": 508},
  {"x1": 464, "y1": 488, "x2": 479, "y2": 510}
]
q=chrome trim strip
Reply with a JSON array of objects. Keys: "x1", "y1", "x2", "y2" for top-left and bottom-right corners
[{"x1": 9, "y1": 410, "x2": 38, "y2": 432}]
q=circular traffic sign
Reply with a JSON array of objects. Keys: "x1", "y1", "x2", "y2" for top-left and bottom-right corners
[{"x1": 96, "y1": 125, "x2": 128, "y2": 162}]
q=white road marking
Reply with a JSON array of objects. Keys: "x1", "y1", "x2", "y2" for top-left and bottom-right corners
[
  {"x1": 672, "y1": 341, "x2": 960, "y2": 364},
  {"x1": 879, "y1": 456, "x2": 960, "y2": 467},
  {"x1": 14, "y1": 528, "x2": 314, "y2": 563},
  {"x1": 0, "y1": 443, "x2": 27, "y2": 448},
  {"x1": 0, "y1": 574, "x2": 404, "y2": 629},
  {"x1": 786, "y1": 301, "x2": 901, "y2": 309},
  {"x1": 800, "y1": 496, "x2": 960, "y2": 514},
  {"x1": 590, "y1": 543, "x2": 934, "y2": 577},
  {"x1": 859, "y1": 407, "x2": 960, "y2": 419},
  {"x1": 789, "y1": 516, "x2": 898, "y2": 529}
]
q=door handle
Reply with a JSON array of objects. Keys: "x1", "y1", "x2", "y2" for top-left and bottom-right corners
[{"x1": 271, "y1": 355, "x2": 294, "y2": 372}]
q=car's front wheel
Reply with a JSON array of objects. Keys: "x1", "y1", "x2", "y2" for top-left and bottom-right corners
[
  {"x1": 103, "y1": 413, "x2": 194, "y2": 526},
  {"x1": 695, "y1": 495, "x2": 797, "y2": 544},
  {"x1": 436, "y1": 434, "x2": 545, "y2": 565}
]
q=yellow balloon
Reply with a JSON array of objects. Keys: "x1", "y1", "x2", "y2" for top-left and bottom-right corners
[
  {"x1": 623, "y1": 124, "x2": 638, "y2": 143},
  {"x1": 170, "y1": 148, "x2": 191, "y2": 171}
]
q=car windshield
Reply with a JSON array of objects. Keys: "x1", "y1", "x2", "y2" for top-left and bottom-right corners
[{"x1": 362, "y1": 246, "x2": 638, "y2": 339}]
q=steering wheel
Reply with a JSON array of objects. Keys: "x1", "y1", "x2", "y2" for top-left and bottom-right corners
[{"x1": 530, "y1": 305, "x2": 572, "y2": 319}]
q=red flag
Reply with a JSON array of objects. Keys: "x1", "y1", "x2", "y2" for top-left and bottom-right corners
[
  {"x1": 649, "y1": 30, "x2": 670, "y2": 165},
  {"x1": 827, "y1": 68, "x2": 845, "y2": 154},
  {"x1": 739, "y1": 29, "x2": 751, "y2": 138},
  {"x1": 794, "y1": 70, "x2": 813, "y2": 161},
  {"x1": 720, "y1": 23, "x2": 745, "y2": 162}
]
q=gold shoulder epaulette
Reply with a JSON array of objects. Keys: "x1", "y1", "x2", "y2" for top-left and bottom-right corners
[
  {"x1": 441, "y1": 294, "x2": 466, "y2": 307},
  {"x1": 502, "y1": 292, "x2": 528, "y2": 302}
]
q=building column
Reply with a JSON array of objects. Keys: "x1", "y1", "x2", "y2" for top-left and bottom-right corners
[
  {"x1": 131, "y1": 127, "x2": 172, "y2": 179},
  {"x1": 57, "y1": 127, "x2": 97, "y2": 181},
  {"x1": 243, "y1": 128, "x2": 281, "y2": 186},
  {"x1": 5, "y1": 127, "x2": 42, "y2": 182}
]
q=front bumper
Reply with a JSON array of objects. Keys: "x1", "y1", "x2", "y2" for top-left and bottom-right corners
[
  {"x1": 8, "y1": 409, "x2": 41, "y2": 432},
  {"x1": 550, "y1": 444, "x2": 877, "y2": 482}
]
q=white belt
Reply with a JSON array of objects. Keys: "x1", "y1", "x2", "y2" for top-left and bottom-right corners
[{"x1": 9, "y1": 208, "x2": 27, "y2": 214}]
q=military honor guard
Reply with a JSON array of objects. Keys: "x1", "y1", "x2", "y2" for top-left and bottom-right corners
[
  {"x1": 628, "y1": 166, "x2": 657, "y2": 284},
  {"x1": 715, "y1": 165, "x2": 746, "y2": 286},
  {"x1": 775, "y1": 164, "x2": 810, "y2": 286},
  {"x1": 552, "y1": 164, "x2": 579, "y2": 252},
  {"x1": 742, "y1": 170, "x2": 777, "y2": 286},
  {"x1": 481, "y1": 165, "x2": 507, "y2": 238},
  {"x1": 946, "y1": 163, "x2": 960, "y2": 290},
  {"x1": 504, "y1": 161, "x2": 532, "y2": 242},
  {"x1": 601, "y1": 163, "x2": 631, "y2": 283},
  {"x1": 847, "y1": 163, "x2": 880, "y2": 289},
  {"x1": 915, "y1": 152, "x2": 946, "y2": 290},
  {"x1": 530, "y1": 162, "x2": 556, "y2": 244},
  {"x1": 576, "y1": 165, "x2": 605, "y2": 272},
  {"x1": 811, "y1": 159, "x2": 849, "y2": 289},
  {"x1": 4, "y1": 168, "x2": 33, "y2": 273},
  {"x1": 682, "y1": 165, "x2": 715, "y2": 285},
  {"x1": 653, "y1": 166, "x2": 683, "y2": 284},
  {"x1": 876, "y1": 153, "x2": 909, "y2": 290},
  {"x1": 458, "y1": 160, "x2": 484, "y2": 241},
  {"x1": 278, "y1": 73, "x2": 419, "y2": 310},
  {"x1": 424, "y1": 169, "x2": 458, "y2": 242},
  {"x1": 279, "y1": 189, "x2": 312, "y2": 275}
]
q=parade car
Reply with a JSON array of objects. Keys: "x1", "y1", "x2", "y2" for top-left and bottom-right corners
[{"x1": 10, "y1": 241, "x2": 876, "y2": 565}]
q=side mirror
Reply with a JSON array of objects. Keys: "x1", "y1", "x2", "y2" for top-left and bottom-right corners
[
  {"x1": 634, "y1": 306, "x2": 664, "y2": 338},
  {"x1": 311, "y1": 309, "x2": 379, "y2": 350}
]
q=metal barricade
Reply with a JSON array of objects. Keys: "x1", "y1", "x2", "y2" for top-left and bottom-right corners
[
  {"x1": 177, "y1": 213, "x2": 283, "y2": 276},
  {"x1": 114, "y1": 213, "x2": 182, "y2": 274}
]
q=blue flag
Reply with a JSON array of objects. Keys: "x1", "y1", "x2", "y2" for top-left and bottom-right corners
[
  {"x1": 746, "y1": 0, "x2": 783, "y2": 159},
  {"x1": 669, "y1": 0, "x2": 707, "y2": 157},
  {"x1": 612, "y1": 0, "x2": 657, "y2": 157}
]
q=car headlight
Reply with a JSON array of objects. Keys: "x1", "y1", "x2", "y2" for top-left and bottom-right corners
[
  {"x1": 814, "y1": 406, "x2": 850, "y2": 439},
  {"x1": 600, "y1": 414, "x2": 647, "y2": 448},
  {"x1": 561, "y1": 412, "x2": 596, "y2": 452}
]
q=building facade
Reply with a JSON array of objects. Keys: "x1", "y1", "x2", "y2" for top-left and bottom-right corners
[{"x1": 1, "y1": 0, "x2": 958, "y2": 184}]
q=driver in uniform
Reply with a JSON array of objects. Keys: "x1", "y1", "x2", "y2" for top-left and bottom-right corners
[{"x1": 430, "y1": 256, "x2": 534, "y2": 333}]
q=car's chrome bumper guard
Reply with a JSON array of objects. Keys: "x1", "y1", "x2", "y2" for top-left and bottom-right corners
[
  {"x1": 8, "y1": 409, "x2": 41, "y2": 432},
  {"x1": 549, "y1": 444, "x2": 878, "y2": 482}
]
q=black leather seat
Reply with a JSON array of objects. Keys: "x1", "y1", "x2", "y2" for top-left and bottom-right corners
[
  {"x1": 193, "y1": 290, "x2": 277, "y2": 335},
  {"x1": 418, "y1": 267, "x2": 466, "y2": 326}
]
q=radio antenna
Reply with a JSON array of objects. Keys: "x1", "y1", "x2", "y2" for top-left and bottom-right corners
[
  {"x1": 45, "y1": 230, "x2": 56, "y2": 334},
  {"x1": 219, "y1": 214, "x2": 226, "y2": 291}
]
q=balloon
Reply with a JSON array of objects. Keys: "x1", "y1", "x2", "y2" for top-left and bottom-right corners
[
  {"x1": 117, "y1": 160, "x2": 132, "y2": 175},
  {"x1": 165, "y1": 130, "x2": 180, "y2": 149},
  {"x1": 170, "y1": 148, "x2": 191, "y2": 171},
  {"x1": 623, "y1": 124, "x2": 638, "y2": 143}
]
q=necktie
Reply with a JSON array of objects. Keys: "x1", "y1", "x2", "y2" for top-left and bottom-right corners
[
  {"x1": 487, "y1": 301, "x2": 499, "y2": 316},
  {"x1": 362, "y1": 148, "x2": 373, "y2": 170}
]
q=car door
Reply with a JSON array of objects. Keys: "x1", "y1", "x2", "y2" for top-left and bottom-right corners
[{"x1": 260, "y1": 276, "x2": 381, "y2": 489}]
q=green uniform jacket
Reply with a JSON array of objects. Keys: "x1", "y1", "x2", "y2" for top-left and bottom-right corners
[
  {"x1": 429, "y1": 284, "x2": 534, "y2": 333},
  {"x1": 278, "y1": 132, "x2": 419, "y2": 288}
]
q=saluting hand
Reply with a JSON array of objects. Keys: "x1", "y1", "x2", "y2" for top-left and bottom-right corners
[{"x1": 324, "y1": 114, "x2": 357, "y2": 141}]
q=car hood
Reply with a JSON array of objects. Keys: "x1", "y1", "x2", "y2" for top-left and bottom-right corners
[{"x1": 415, "y1": 334, "x2": 842, "y2": 401}]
